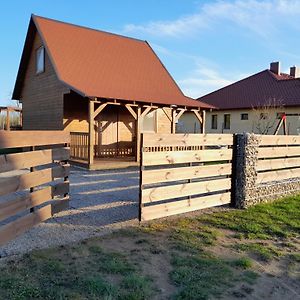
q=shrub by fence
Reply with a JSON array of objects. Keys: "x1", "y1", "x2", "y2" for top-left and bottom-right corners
[
  {"x1": 0, "y1": 131, "x2": 70, "y2": 246},
  {"x1": 140, "y1": 133, "x2": 234, "y2": 221}
]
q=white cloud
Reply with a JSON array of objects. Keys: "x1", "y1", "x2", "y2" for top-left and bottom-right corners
[
  {"x1": 177, "y1": 63, "x2": 247, "y2": 98},
  {"x1": 124, "y1": 0, "x2": 300, "y2": 39}
]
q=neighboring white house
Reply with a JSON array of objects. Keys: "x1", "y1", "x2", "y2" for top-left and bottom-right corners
[{"x1": 191, "y1": 62, "x2": 300, "y2": 135}]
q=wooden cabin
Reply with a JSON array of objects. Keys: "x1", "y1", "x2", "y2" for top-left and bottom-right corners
[{"x1": 12, "y1": 15, "x2": 212, "y2": 169}]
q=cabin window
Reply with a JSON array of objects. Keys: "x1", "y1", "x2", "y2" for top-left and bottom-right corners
[
  {"x1": 241, "y1": 113, "x2": 248, "y2": 120},
  {"x1": 142, "y1": 110, "x2": 157, "y2": 132},
  {"x1": 224, "y1": 114, "x2": 231, "y2": 130},
  {"x1": 36, "y1": 46, "x2": 45, "y2": 74},
  {"x1": 211, "y1": 114, "x2": 218, "y2": 129}
]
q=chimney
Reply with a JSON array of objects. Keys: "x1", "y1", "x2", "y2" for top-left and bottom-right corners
[
  {"x1": 290, "y1": 66, "x2": 300, "y2": 78},
  {"x1": 270, "y1": 61, "x2": 280, "y2": 75}
]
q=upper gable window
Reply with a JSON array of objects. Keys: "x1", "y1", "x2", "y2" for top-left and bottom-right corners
[{"x1": 36, "y1": 46, "x2": 45, "y2": 74}]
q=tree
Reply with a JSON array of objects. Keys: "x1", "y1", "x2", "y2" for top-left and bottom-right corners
[{"x1": 252, "y1": 98, "x2": 284, "y2": 135}]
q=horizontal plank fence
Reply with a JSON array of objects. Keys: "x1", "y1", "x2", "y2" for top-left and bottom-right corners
[
  {"x1": 234, "y1": 133, "x2": 300, "y2": 208},
  {"x1": 256, "y1": 135, "x2": 300, "y2": 184},
  {"x1": 140, "y1": 133, "x2": 234, "y2": 221},
  {"x1": 0, "y1": 131, "x2": 70, "y2": 246}
]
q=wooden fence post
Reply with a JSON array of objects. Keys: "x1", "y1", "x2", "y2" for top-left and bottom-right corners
[
  {"x1": 88, "y1": 100, "x2": 94, "y2": 167},
  {"x1": 139, "y1": 133, "x2": 144, "y2": 222},
  {"x1": 136, "y1": 107, "x2": 141, "y2": 162}
]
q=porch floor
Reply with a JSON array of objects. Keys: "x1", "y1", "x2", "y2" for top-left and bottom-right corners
[{"x1": 70, "y1": 157, "x2": 139, "y2": 170}]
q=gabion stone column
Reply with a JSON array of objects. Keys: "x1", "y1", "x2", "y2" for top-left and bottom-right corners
[{"x1": 233, "y1": 133, "x2": 259, "y2": 208}]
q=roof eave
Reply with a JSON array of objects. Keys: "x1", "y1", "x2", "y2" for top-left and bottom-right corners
[{"x1": 12, "y1": 16, "x2": 36, "y2": 100}]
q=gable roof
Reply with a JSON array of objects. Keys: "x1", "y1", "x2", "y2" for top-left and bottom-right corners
[
  {"x1": 198, "y1": 69, "x2": 300, "y2": 110},
  {"x1": 13, "y1": 15, "x2": 212, "y2": 109}
]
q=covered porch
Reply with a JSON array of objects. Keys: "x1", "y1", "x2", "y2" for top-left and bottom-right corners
[{"x1": 63, "y1": 92, "x2": 206, "y2": 169}]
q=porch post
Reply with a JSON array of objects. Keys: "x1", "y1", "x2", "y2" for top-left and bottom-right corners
[
  {"x1": 136, "y1": 107, "x2": 141, "y2": 162},
  {"x1": 171, "y1": 108, "x2": 176, "y2": 133},
  {"x1": 202, "y1": 110, "x2": 206, "y2": 133},
  {"x1": 88, "y1": 99, "x2": 94, "y2": 167}
]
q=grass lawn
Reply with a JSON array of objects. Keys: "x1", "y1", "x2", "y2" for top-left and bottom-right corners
[{"x1": 0, "y1": 195, "x2": 299, "y2": 299}]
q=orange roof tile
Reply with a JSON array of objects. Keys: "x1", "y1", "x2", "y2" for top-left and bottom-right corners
[{"x1": 14, "y1": 15, "x2": 212, "y2": 109}]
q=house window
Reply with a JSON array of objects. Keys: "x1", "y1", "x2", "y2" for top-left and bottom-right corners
[
  {"x1": 142, "y1": 111, "x2": 157, "y2": 132},
  {"x1": 224, "y1": 114, "x2": 231, "y2": 130},
  {"x1": 36, "y1": 46, "x2": 45, "y2": 74},
  {"x1": 211, "y1": 114, "x2": 218, "y2": 129},
  {"x1": 241, "y1": 113, "x2": 248, "y2": 120}
]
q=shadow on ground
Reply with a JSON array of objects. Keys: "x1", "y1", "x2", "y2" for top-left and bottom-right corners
[{"x1": 0, "y1": 167, "x2": 140, "y2": 258}]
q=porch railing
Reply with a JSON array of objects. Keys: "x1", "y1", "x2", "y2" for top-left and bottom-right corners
[{"x1": 70, "y1": 132, "x2": 89, "y2": 160}]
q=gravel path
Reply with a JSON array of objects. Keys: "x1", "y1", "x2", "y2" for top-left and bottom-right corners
[{"x1": 0, "y1": 167, "x2": 140, "y2": 259}]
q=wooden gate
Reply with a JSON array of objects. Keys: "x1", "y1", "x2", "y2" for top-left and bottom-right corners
[
  {"x1": 0, "y1": 131, "x2": 70, "y2": 246},
  {"x1": 139, "y1": 133, "x2": 234, "y2": 221}
]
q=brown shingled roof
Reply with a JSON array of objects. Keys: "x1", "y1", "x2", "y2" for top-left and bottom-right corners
[
  {"x1": 13, "y1": 15, "x2": 212, "y2": 109},
  {"x1": 198, "y1": 69, "x2": 300, "y2": 109}
]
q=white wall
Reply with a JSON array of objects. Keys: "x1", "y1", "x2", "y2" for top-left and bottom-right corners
[
  {"x1": 204, "y1": 108, "x2": 300, "y2": 135},
  {"x1": 177, "y1": 112, "x2": 202, "y2": 133}
]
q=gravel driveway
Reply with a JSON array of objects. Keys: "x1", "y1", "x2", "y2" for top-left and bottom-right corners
[{"x1": 0, "y1": 167, "x2": 140, "y2": 259}]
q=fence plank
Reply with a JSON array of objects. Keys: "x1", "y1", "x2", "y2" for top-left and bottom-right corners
[
  {"x1": 143, "y1": 149, "x2": 233, "y2": 166},
  {"x1": 256, "y1": 157, "x2": 300, "y2": 171},
  {"x1": 53, "y1": 181, "x2": 69, "y2": 195},
  {"x1": 0, "y1": 131, "x2": 70, "y2": 149},
  {"x1": 142, "y1": 178, "x2": 231, "y2": 203},
  {"x1": 141, "y1": 192, "x2": 231, "y2": 221},
  {"x1": 257, "y1": 167, "x2": 300, "y2": 184},
  {"x1": 0, "y1": 148, "x2": 70, "y2": 173},
  {"x1": 258, "y1": 147, "x2": 300, "y2": 158},
  {"x1": 0, "y1": 182, "x2": 69, "y2": 223},
  {"x1": 143, "y1": 133, "x2": 233, "y2": 147},
  {"x1": 142, "y1": 163, "x2": 232, "y2": 185},
  {"x1": 0, "y1": 205, "x2": 53, "y2": 246},
  {"x1": 51, "y1": 198, "x2": 70, "y2": 215},
  {"x1": 258, "y1": 135, "x2": 300, "y2": 146},
  {"x1": 0, "y1": 165, "x2": 70, "y2": 197}
]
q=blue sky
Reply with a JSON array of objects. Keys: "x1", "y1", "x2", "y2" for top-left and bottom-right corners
[{"x1": 1, "y1": 0, "x2": 300, "y2": 106}]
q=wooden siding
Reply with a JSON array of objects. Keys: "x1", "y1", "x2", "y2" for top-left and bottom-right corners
[
  {"x1": 20, "y1": 32, "x2": 69, "y2": 130},
  {"x1": 157, "y1": 108, "x2": 172, "y2": 133}
]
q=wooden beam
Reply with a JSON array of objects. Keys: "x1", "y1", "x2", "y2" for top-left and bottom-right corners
[
  {"x1": 162, "y1": 107, "x2": 172, "y2": 122},
  {"x1": 143, "y1": 105, "x2": 158, "y2": 109},
  {"x1": 136, "y1": 107, "x2": 141, "y2": 162},
  {"x1": 202, "y1": 110, "x2": 206, "y2": 134},
  {"x1": 141, "y1": 192, "x2": 231, "y2": 221},
  {"x1": 141, "y1": 106, "x2": 152, "y2": 118},
  {"x1": 93, "y1": 103, "x2": 107, "y2": 119},
  {"x1": 125, "y1": 104, "x2": 137, "y2": 120},
  {"x1": 0, "y1": 131, "x2": 70, "y2": 149},
  {"x1": 88, "y1": 100, "x2": 94, "y2": 166},
  {"x1": 171, "y1": 109, "x2": 176, "y2": 133},
  {"x1": 175, "y1": 109, "x2": 186, "y2": 122},
  {"x1": 106, "y1": 101, "x2": 121, "y2": 106},
  {"x1": 143, "y1": 149, "x2": 233, "y2": 166},
  {"x1": 192, "y1": 109, "x2": 203, "y2": 124},
  {"x1": 142, "y1": 178, "x2": 231, "y2": 203},
  {"x1": 142, "y1": 133, "x2": 234, "y2": 147}
]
